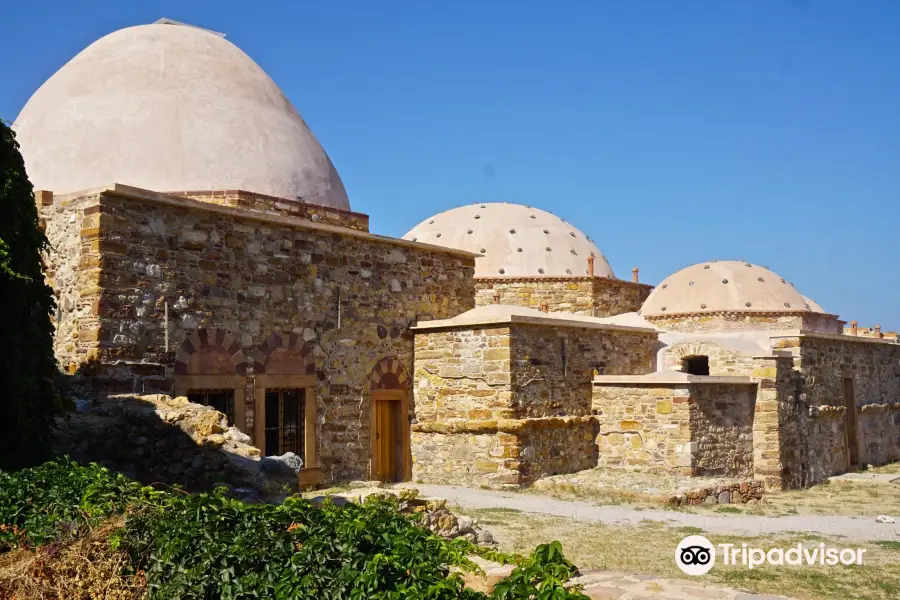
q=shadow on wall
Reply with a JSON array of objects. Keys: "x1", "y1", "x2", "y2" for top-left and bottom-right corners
[{"x1": 52, "y1": 387, "x2": 301, "y2": 501}]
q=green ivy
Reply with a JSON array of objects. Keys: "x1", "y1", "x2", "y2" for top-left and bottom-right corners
[{"x1": 0, "y1": 459, "x2": 589, "y2": 599}]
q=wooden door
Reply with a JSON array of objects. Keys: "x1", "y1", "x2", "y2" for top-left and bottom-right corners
[
  {"x1": 843, "y1": 378, "x2": 860, "y2": 468},
  {"x1": 375, "y1": 399, "x2": 401, "y2": 481}
]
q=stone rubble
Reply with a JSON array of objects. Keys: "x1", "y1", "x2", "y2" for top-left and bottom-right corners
[{"x1": 54, "y1": 393, "x2": 298, "y2": 499}]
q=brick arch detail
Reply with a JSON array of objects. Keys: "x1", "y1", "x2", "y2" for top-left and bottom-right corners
[
  {"x1": 253, "y1": 332, "x2": 315, "y2": 375},
  {"x1": 369, "y1": 357, "x2": 409, "y2": 391},
  {"x1": 174, "y1": 327, "x2": 246, "y2": 375},
  {"x1": 665, "y1": 340, "x2": 743, "y2": 373},
  {"x1": 668, "y1": 341, "x2": 732, "y2": 361}
]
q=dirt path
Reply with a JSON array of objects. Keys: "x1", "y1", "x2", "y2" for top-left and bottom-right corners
[{"x1": 405, "y1": 484, "x2": 900, "y2": 543}]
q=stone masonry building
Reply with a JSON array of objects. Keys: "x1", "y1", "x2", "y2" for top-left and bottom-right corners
[{"x1": 15, "y1": 19, "x2": 899, "y2": 492}]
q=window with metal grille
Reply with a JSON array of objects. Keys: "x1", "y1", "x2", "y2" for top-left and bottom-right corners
[
  {"x1": 264, "y1": 388, "x2": 305, "y2": 461},
  {"x1": 187, "y1": 389, "x2": 235, "y2": 426}
]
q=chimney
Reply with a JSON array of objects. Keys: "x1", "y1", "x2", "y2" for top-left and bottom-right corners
[
  {"x1": 539, "y1": 303, "x2": 549, "y2": 313},
  {"x1": 874, "y1": 324, "x2": 882, "y2": 338},
  {"x1": 850, "y1": 320, "x2": 858, "y2": 336},
  {"x1": 493, "y1": 292, "x2": 501, "y2": 304},
  {"x1": 632, "y1": 267, "x2": 639, "y2": 283},
  {"x1": 587, "y1": 255, "x2": 595, "y2": 277}
]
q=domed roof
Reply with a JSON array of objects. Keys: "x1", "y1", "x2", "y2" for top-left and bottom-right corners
[
  {"x1": 402, "y1": 202, "x2": 614, "y2": 278},
  {"x1": 641, "y1": 261, "x2": 825, "y2": 317},
  {"x1": 13, "y1": 21, "x2": 350, "y2": 210}
]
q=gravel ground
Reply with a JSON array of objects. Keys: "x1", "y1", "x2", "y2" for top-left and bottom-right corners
[{"x1": 402, "y1": 483, "x2": 900, "y2": 543}]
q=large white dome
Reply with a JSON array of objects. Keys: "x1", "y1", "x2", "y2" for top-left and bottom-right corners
[
  {"x1": 13, "y1": 21, "x2": 350, "y2": 210},
  {"x1": 402, "y1": 203, "x2": 615, "y2": 278},
  {"x1": 641, "y1": 261, "x2": 826, "y2": 317}
]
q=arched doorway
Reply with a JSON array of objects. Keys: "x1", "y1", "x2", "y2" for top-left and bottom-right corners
[
  {"x1": 252, "y1": 332, "x2": 321, "y2": 486},
  {"x1": 173, "y1": 327, "x2": 247, "y2": 431},
  {"x1": 368, "y1": 357, "x2": 411, "y2": 482}
]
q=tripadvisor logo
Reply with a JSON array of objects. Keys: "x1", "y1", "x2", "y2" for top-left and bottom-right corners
[
  {"x1": 675, "y1": 535, "x2": 867, "y2": 575},
  {"x1": 675, "y1": 535, "x2": 715, "y2": 575}
]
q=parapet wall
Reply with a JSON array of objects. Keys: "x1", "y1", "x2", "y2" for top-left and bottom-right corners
[
  {"x1": 647, "y1": 312, "x2": 843, "y2": 334},
  {"x1": 474, "y1": 276, "x2": 652, "y2": 317},
  {"x1": 174, "y1": 189, "x2": 370, "y2": 232}
]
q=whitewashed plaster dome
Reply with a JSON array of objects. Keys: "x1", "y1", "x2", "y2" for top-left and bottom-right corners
[
  {"x1": 13, "y1": 21, "x2": 350, "y2": 210},
  {"x1": 402, "y1": 202, "x2": 615, "y2": 278},
  {"x1": 641, "y1": 261, "x2": 826, "y2": 317}
]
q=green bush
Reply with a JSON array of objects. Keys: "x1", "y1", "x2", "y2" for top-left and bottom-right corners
[
  {"x1": 0, "y1": 120, "x2": 61, "y2": 470},
  {"x1": 0, "y1": 459, "x2": 588, "y2": 599}
]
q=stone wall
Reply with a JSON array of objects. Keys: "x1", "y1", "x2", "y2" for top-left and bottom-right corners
[
  {"x1": 518, "y1": 418, "x2": 598, "y2": 482},
  {"x1": 41, "y1": 187, "x2": 476, "y2": 482},
  {"x1": 410, "y1": 417, "x2": 597, "y2": 487},
  {"x1": 411, "y1": 321, "x2": 655, "y2": 487},
  {"x1": 176, "y1": 190, "x2": 370, "y2": 232},
  {"x1": 858, "y1": 403, "x2": 900, "y2": 466},
  {"x1": 592, "y1": 381, "x2": 756, "y2": 477},
  {"x1": 41, "y1": 193, "x2": 102, "y2": 371},
  {"x1": 749, "y1": 356, "x2": 796, "y2": 489},
  {"x1": 592, "y1": 385, "x2": 692, "y2": 473},
  {"x1": 474, "y1": 277, "x2": 652, "y2": 317},
  {"x1": 689, "y1": 383, "x2": 756, "y2": 477},
  {"x1": 510, "y1": 324, "x2": 656, "y2": 418},
  {"x1": 413, "y1": 327, "x2": 514, "y2": 422},
  {"x1": 647, "y1": 312, "x2": 843, "y2": 334},
  {"x1": 769, "y1": 334, "x2": 900, "y2": 485}
]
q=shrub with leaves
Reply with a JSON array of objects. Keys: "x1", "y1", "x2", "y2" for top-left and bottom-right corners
[
  {"x1": 0, "y1": 458, "x2": 153, "y2": 549},
  {"x1": 0, "y1": 120, "x2": 61, "y2": 470},
  {"x1": 491, "y1": 541, "x2": 588, "y2": 600},
  {"x1": 0, "y1": 459, "x2": 589, "y2": 599}
]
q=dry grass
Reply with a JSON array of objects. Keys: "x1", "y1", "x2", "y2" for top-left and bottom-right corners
[
  {"x1": 463, "y1": 507, "x2": 900, "y2": 600},
  {"x1": 0, "y1": 518, "x2": 145, "y2": 600},
  {"x1": 528, "y1": 467, "x2": 900, "y2": 518},
  {"x1": 525, "y1": 482, "x2": 659, "y2": 507},
  {"x1": 872, "y1": 462, "x2": 900, "y2": 475}
]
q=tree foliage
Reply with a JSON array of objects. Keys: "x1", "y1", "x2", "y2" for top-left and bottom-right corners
[{"x1": 0, "y1": 120, "x2": 60, "y2": 470}]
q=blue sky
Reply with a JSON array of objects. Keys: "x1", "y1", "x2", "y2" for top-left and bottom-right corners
[{"x1": 3, "y1": 1, "x2": 898, "y2": 328}]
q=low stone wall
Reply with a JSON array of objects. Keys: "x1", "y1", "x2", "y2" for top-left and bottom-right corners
[
  {"x1": 518, "y1": 419, "x2": 598, "y2": 482},
  {"x1": 690, "y1": 384, "x2": 756, "y2": 477},
  {"x1": 410, "y1": 417, "x2": 597, "y2": 488},
  {"x1": 592, "y1": 381, "x2": 756, "y2": 477},
  {"x1": 54, "y1": 394, "x2": 299, "y2": 499},
  {"x1": 593, "y1": 385, "x2": 692, "y2": 473},
  {"x1": 410, "y1": 430, "x2": 517, "y2": 488},
  {"x1": 668, "y1": 480, "x2": 765, "y2": 506}
]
